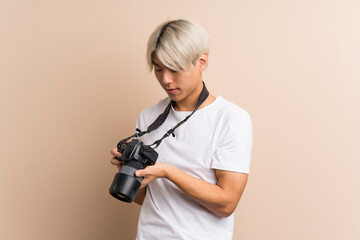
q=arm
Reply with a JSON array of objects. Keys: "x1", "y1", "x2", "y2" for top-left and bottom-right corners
[
  {"x1": 133, "y1": 187, "x2": 146, "y2": 205},
  {"x1": 135, "y1": 163, "x2": 248, "y2": 217}
]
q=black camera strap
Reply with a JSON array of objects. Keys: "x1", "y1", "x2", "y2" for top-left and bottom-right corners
[
  {"x1": 149, "y1": 82, "x2": 209, "y2": 148},
  {"x1": 124, "y1": 81, "x2": 209, "y2": 149}
]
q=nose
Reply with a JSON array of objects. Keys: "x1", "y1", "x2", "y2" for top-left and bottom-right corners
[{"x1": 160, "y1": 69, "x2": 174, "y2": 84}]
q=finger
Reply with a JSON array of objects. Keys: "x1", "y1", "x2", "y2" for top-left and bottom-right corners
[
  {"x1": 135, "y1": 169, "x2": 146, "y2": 177},
  {"x1": 110, "y1": 158, "x2": 122, "y2": 166},
  {"x1": 110, "y1": 148, "x2": 122, "y2": 158},
  {"x1": 140, "y1": 178, "x2": 150, "y2": 188}
]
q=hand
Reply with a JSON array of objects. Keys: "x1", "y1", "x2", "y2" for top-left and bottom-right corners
[
  {"x1": 135, "y1": 163, "x2": 171, "y2": 188},
  {"x1": 110, "y1": 147, "x2": 123, "y2": 170}
]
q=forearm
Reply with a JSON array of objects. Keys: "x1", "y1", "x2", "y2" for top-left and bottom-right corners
[
  {"x1": 134, "y1": 186, "x2": 146, "y2": 205},
  {"x1": 135, "y1": 162, "x2": 247, "y2": 217},
  {"x1": 165, "y1": 165, "x2": 240, "y2": 217}
]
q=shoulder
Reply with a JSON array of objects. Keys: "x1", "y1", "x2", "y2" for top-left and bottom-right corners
[
  {"x1": 210, "y1": 96, "x2": 252, "y2": 123},
  {"x1": 137, "y1": 97, "x2": 171, "y2": 127},
  {"x1": 140, "y1": 97, "x2": 170, "y2": 117}
]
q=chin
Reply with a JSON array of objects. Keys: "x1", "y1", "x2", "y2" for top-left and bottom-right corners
[
  {"x1": 167, "y1": 94, "x2": 183, "y2": 102},
  {"x1": 168, "y1": 95, "x2": 179, "y2": 101}
]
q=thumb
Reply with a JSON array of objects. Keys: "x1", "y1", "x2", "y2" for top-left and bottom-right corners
[{"x1": 135, "y1": 169, "x2": 146, "y2": 177}]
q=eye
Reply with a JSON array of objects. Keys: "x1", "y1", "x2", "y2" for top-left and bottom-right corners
[{"x1": 154, "y1": 68, "x2": 162, "y2": 72}]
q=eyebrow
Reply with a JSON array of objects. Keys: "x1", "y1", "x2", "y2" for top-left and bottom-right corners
[{"x1": 151, "y1": 61, "x2": 161, "y2": 67}]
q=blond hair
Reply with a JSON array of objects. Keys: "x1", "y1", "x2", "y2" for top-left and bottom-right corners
[{"x1": 146, "y1": 19, "x2": 210, "y2": 72}]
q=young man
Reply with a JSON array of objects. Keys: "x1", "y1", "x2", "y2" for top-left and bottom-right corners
[{"x1": 110, "y1": 19, "x2": 253, "y2": 240}]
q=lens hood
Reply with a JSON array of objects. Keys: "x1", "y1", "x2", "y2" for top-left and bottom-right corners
[{"x1": 109, "y1": 172, "x2": 141, "y2": 202}]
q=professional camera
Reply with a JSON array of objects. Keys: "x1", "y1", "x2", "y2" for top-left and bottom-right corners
[{"x1": 109, "y1": 138, "x2": 158, "y2": 202}]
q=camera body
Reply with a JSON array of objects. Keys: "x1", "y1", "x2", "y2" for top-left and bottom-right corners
[{"x1": 109, "y1": 138, "x2": 158, "y2": 202}]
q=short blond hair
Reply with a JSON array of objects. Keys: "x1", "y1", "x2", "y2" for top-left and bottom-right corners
[{"x1": 146, "y1": 19, "x2": 210, "y2": 72}]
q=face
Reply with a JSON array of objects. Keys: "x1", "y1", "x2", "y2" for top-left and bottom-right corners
[{"x1": 152, "y1": 53, "x2": 207, "y2": 107}]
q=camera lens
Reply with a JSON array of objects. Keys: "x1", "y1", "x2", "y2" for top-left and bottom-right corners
[
  {"x1": 109, "y1": 171, "x2": 142, "y2": 202},
  {"x1": 115, "y1": 193, "x2": 126, "y2": 200}
]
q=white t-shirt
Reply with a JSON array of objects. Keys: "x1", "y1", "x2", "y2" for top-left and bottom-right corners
[{"x1": 135, "y1": 96, "x2": 253, "y2": 240}]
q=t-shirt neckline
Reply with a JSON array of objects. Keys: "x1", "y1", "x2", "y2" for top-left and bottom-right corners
[{"x1": 170, "y1": 95, "x2": 222, "y2": 114}]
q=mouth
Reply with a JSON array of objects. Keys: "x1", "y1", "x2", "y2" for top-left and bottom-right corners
[{"x1": 166, "y1": 88, "x2": 178, "y2": 94}]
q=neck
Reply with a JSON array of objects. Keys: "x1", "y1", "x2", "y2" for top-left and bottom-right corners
[
  {"x1": 173, "y1": 82, "x2": 216, "y2": 112},
  {"x1": 173, "y1": 82, "x2": 204, "y2": 111}
]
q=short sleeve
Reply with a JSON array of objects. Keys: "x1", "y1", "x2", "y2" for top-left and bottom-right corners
[
  {"x1": 135, "y1": 115, "x2": 141, "y2": 130},
  {"x1": 211, "y1": 111, "x2": 253, "y2": 174},
  {"x1": 135, "y1": 113, "x2": 146, "y2": 143}
]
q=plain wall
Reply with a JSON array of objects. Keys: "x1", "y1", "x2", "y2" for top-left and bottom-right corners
[{"x1": 1, "y1": 0, "x2": 359, "y2": 239}]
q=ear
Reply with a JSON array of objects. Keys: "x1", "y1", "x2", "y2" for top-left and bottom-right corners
[{"x1": 197, "y1": 53, "x2": 208, "y2": 73}]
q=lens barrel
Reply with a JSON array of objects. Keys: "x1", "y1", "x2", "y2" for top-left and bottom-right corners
[
  {"x1": 109, "y1": 163, "x2": 143, "y2": 202},
  {"x1": 109, "y1": 173, "x2": 141, "y2": 202}
]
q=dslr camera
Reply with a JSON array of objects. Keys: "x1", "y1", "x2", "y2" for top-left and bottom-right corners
[{"x1": 109, "y1": 138, "x2": 158, "y2": 202}]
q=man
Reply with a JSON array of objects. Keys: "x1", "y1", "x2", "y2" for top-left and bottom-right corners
[{"x1": 111, "y1": 19, "x2": 253, "y2": 240}]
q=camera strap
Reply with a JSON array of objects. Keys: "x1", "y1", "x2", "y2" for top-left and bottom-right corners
[{"x1": 124, "y1": 81, "x2": 209, "y2": 149}]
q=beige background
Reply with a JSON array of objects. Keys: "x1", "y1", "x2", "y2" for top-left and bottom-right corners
[{"x1": 1, "y1": 0, "x2": 359, "y2": 239}]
